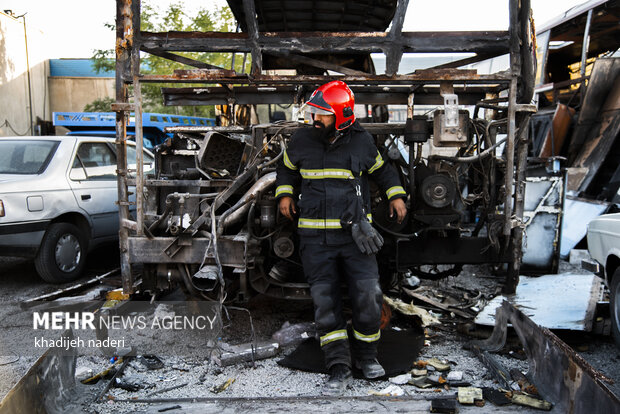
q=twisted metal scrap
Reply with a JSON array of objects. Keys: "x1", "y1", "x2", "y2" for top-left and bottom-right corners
[{"x1": 472, "y1": 301, "x2": 619, "y2": 414}]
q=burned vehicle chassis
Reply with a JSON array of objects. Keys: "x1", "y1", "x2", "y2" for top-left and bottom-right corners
[{"x1": 114, "y1": 0, "x2": 536, "y2": 299}]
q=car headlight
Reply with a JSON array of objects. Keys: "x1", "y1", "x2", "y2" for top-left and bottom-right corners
[{"x1": 0, "y1": 200, "x2": 4, "y2": 217}]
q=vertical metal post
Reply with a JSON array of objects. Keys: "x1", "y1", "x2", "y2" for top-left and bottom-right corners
[
  {"x1": 242, "y1": 0, "x2": 262, "y2": 76},
  {"x1": 385, "y1": 0, "x2": 409, "y2": 76},
  {"x1": 133, "y1": 67, "x2": 144, "y2": 237},
  {"x1": 115, "y1": 0, "x2": 134, "y2": 293},
  {"x1": 508, "y1": 114, "x2": 531, "y2": 290},
  {"x1": 241, "y1": 53, "x2": 248, "y2": 74},
  {"x1": 505, "y1": 0, "x2": 519, "y2": 237},
  {"x1": 503, "y1": 78, "x2": 517, "y2": 238},
  {"x1": 579, "y1": 9, "x2": 593, "y2": 107},
  {"x1": 406, "y1": 93, "x2": 414, "y2": 119},
  {"x1": 407, "y1": 93, "x2": 416, "y2": 199},
  {"x1": 132, "y1": 0, "x2": 143, "y2": 236},
  {"x1": 580, "y1": 9, "x2": 593, "y2": 79},
  {"x1": 504, "y1": 0, "x2": 521, "y2": 293},
  {"x1": 231, "y1": 23, "x2": 240, "y2": 71}
]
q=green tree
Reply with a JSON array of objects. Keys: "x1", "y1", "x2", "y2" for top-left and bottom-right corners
[
  {"x1": 90, "y1": 2, "x2": 243, "y2": 117},
  {"x1": 84, "y1": 97, "x2": 115, "y2": 112}
]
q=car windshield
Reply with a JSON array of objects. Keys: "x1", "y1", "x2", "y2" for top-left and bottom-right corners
[{"x1": 0, "y1": 140, "x2": 60, "y2": 174}]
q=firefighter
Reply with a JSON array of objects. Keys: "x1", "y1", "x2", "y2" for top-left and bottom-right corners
[{"x1": 275, "y1": 80, "x2": 407, "y2": 395}]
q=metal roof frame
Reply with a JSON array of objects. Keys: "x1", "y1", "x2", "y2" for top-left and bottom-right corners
[{"x1": 113, "y1": 0, "x2": 535, "y2": 294}]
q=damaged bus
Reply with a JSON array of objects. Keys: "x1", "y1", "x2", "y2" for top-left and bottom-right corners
[{"x1": 113, "y1": 0, "x2": 536, "y2": 300}]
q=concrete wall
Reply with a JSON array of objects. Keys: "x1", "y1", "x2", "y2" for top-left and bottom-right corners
[
  {"x1": 0, "y1": 11, "x2": 49, "y2": 137},
  {"x1": 48, "y1": 77, "x2": 115, "y2": 113}
]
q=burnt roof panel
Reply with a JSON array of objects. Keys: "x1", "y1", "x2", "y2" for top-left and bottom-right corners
[{"x1": 226, "y1": 0, "x2": 398, "y2": 32}]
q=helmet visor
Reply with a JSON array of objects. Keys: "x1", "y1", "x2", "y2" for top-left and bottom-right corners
[
  {"x1": 299, "y1": 103, "x2": 334, "y2": 123},
  {"x1": 304, "y1": 104, "x2": 333, "y2": 116}
]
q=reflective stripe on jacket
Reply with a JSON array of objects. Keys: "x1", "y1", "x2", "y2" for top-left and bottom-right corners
[{"x1": 275, "y1": 121, "x2": 405, "y2": 245}]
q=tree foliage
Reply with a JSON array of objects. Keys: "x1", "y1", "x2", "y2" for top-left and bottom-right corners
[
  {"x1": 83, "y1": 97, "x2": 115, "y2": 112},
  {"x1": 90, "y1": 2, "x2": 242, "y2": 117}
]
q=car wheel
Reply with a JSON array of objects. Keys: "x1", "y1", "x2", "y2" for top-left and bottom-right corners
[
  {"x1": 611, "y1": 268, "x2": 620, "y2": 349},
  {"x1": 35, "y1": 223, "x2": 88, "y2": 283}
]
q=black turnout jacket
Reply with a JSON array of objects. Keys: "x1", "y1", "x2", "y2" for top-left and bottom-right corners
[{"x1": 275, "y1": 121, "x2": 406, "y2": 245}]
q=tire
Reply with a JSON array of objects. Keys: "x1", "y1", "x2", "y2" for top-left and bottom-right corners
[
  {"x1": 35, "y1": 223, "x2": 88, "y2": 284},
  {"x1": 611, "y1": 268, "x2": 620, "y2": 349}
]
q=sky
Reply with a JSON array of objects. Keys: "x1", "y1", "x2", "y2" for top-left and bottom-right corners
[{"x1": 2, "y1": 0, "x2": 591, "y2": 60}]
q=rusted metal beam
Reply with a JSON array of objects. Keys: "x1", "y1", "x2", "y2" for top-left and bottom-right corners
[
  {"x1": 138, "y1": 30, "x2": 510, "y2": 55},
  {"x1": 388, "y1": 1, "x2": 408, "y2": 39},
  {"x1": 115, "y1": 0, "x2": 133, "y2": 83},
  {"x1": 116, "y1": 0, "x2": 135, "y2": 294},
  {"x1": 385, "y1": 0, "x2": 409, "y2": 75},
  {"x1": 132, "y1": 65, "x2": 145, "y2": 240},
  {"x1": 509, "y1": 0, "x2": 521, "y2": 75},
  {"x1": 139, "y1": 70, "x2": 509, "y2": 86},
  {"x1": 110, "y1": 102, "x2": 133, "y2": 112},
  {"x1": 160, "y1": 85, "x2": 487, "y2": 106},
  {"x1": 162, "y1": 86, "x2": 297, "y2": 106},
  {"x1": 130, "y1": 0, "x2": 144, "y2": 242},
  {"x1": 518, "y1": 0, "x2": 535, "y2": 103},
  {"x1": 503, "y1": 0, "x2": 522, "y2": 277},
  {"x1": 504, "y1": 0, "x2": 533, "y2": 293},
  {"x1": 141, "y1": 48, "x2": 235, "y2": 72},
  {"x1": 579, "y1": 9, "x2": 593, "y2": 107},
  {"x1": 472, "y1": 301, "x2": 620, "y2": 414},
  {"x1": 503, "y1": 78, "x2": 518, "y2": 293},
  {"x1": 242, "y1": 0, "x2": 262, "y2": 74},
  {"x1": 127, "y1": 236, "x2": 253, "y2": 267},
  {"x1": 507, "y1": 113, "x2": 533, "y2": 290}
]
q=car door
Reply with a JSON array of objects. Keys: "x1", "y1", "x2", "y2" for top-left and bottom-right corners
[{"x1": 68, "y1": 141, "x2": 119, "y2": 239}]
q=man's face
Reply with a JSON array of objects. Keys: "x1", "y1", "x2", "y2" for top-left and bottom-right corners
[{"x1": 313, "y1": 114, "x2": 336, "y2": 129}]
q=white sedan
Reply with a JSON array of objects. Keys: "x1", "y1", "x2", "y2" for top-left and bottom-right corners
[
  {"x1": 0, "y1": 136, "x2": 153, "y2": 283},
  {"x1": 586, "y1": 213, "x2": 620, "y2": 348}
]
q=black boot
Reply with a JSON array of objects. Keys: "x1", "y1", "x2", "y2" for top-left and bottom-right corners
[
  {"x1": 355, "y1": 358, "x2": 385, "y2": 379},
  {"x1": 322, "y1": 364, "x2": 352, "y2": 396}
]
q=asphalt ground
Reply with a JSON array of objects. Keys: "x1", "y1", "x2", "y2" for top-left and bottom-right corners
[{"x1": 0, "y1": 249, "x2": 618, "y2": 413}]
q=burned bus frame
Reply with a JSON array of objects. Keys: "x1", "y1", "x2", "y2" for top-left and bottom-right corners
[{"x1": 114, "y1": 0, "x2": 536, "y2": 297}]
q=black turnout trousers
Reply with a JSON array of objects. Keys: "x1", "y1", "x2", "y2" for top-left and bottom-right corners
[{"x1": 299, "y1": 241, "x2": 383, "y2": 369}]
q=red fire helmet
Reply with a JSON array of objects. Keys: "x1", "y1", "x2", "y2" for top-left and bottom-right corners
[{"x1": 306, "y1": 80, "x2": 355, "y2": 130}]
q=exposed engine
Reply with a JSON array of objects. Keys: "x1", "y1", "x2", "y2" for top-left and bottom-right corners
[{"x1": 134, "y1": 108, "x2": 512, "y2": 300}]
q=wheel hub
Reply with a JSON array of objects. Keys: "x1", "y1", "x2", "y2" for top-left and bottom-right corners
[{"x1": 55, "y1": 234, "x2": 81, "y2": 273}]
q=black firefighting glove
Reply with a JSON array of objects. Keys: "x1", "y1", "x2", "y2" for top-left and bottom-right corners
[{"x1": 351, "y1": 219, "x2": 384, "y2": 255}]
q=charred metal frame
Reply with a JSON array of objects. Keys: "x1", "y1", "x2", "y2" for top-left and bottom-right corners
[
  {"x1": 473, "y1": 301, "x2": 620, "y2": 413},
  {"x1": 115, "y1": 0, "x2": 534, "y2": 294}
]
